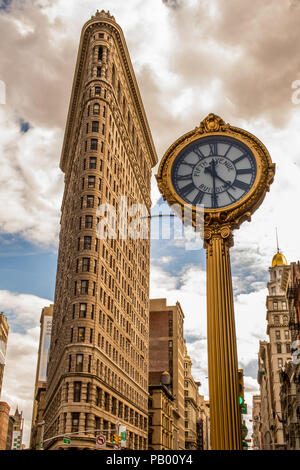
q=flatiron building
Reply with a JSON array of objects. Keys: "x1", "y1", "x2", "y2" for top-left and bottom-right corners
[{"x1": 43, "y1": 10, "x2": 157, "y2": 449}]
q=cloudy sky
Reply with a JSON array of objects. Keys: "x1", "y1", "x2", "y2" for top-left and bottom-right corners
[{"x1": 1, "y1": 0, "x2": 300, "y2": 447}]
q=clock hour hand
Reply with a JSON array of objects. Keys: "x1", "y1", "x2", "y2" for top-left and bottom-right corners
[
  {"x1": 210, "y1": 160, "x2": 218, "y2": 208},
  {"x1": 205, "y1": 162, "x2": 234, "y2": 190}
]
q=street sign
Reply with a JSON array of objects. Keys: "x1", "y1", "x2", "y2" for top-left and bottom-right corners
[
  {"x1": 119, "y1": 425, "x2": 126, "y2": 448},
  {"x1": 63, "y1": 438, "x2": 71, "y2": 445},
  {"x1": 241, "y1": 404, "x2": 248, "y2": 414},
  {"x1": 96, "y1": 434, "x2": 106, "y2": 448}
]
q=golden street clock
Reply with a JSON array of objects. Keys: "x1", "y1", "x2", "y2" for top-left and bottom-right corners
[
  {"x1": 156, "y1": 113, "x2": 275, "y2": 450},
  {"x1": 156, "y1": 113, "x2": 275, "y2": 232}
]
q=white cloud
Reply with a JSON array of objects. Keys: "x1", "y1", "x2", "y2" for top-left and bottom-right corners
[
  {"x1": 0, "y1": 289, "x2": 52, "y2": 328},
  {"x1": 0, "y1": 0, "x2": 300, "y2": 449},
  {"x1": 0, "y1": 290, "x2": 52, "y2": 447}
]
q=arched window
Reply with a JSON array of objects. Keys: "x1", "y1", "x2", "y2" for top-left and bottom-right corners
[{"x1": 93, "y1": 103, "x2": 100, "y2": 115}]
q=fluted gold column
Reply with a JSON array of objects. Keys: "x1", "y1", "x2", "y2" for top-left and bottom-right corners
[{"x1": 205, "y1": 230, "x2": 242, "y2": 450}]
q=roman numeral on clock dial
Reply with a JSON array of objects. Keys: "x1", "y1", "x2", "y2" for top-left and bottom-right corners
[
  {"x1": 192, "y1": 191, "x2": 204, "y2": 205},
  {"x1": 211, "y1": 193, "x2": 218, "y2": 208},
  {"x1": 232, "y1": 179, "x2": 251, "y2": 191},
  {"x1": 208, "y1": 143, "x2": 217, "y2": 155},
  {"x1": 236, "y1": 168, "x2": 253, "y2": 175},
  {"x1": 182, "y1": 161, "x2": 195, "y2": 168},
  {"x1": 226, "y1": 191, "x2": 236, "y2": 203},
  {"x1": 180, "y1": 182, "x2": 195, "y2": 197},
  {"x1": 193, "y1": 147, "x2": 205, "y2": 159},
  {"x1": 233, "y1": 154, "x2": 247, "y2": 164},
  {"x1": 177, "y1": 174, "x2": 193, "y2": 181}
]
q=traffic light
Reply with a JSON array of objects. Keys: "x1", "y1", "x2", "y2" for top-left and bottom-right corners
[
  {"x1": 112, "y1": 433, "x2": 121, "y2": 445},
  {"x1": 238, "y1": 369, "x2": 244, "y2": 406}
]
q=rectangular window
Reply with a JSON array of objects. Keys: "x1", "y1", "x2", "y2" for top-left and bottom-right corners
[
  {"x1": 81, "y1": 280, "x2": 89, "y2": 294},
  {"x1": 86, "y1": 383, "x2": 91, "y2": 402},
  {"x1": 104, "y1": 393, "x2": 110, "y2": 411},
  {"x1": 276, "y1": 330, "x2": 281, "y2": 340},
  {"x1": 68, "y1": 355, "x2": 72, "y2": 372},
  {"x1": 92, "y1": 122, "x2": 99, "y2": 133},
  {"x1": 87, "y1": 196, "x2": 94, "y2": 208},
  {"x1": 84, "y1": 236, "x2": 92, "y2": 250},
  {"x1": 98, "y1": 46, "x2": 103, "y2": 61},
  {"x1": 74, "y1": 382, "x2": 81, "y2": 402},
  {"x1": 282, "y1": 301, "x2": 287, "y2": 310},
  {"x1": 277, "y1": 343, "x2": 282, "y2": 354},
  {"x1": 273, "y1": 301, "x2": 278, "y2": 310},
  {"x1": 78, "y1": 327, "x2": 85, "y2": 342},
  {"x1": 91, "y1": 138, "x2": 98, "y2": 150},
  {"x1": 82, "y1": 258, "x2": 90, "y2": 272},
  {"x1": 97, "y1": 67, "x2": 102, "y2": 77},
  {"x1": 95, "y1": 86, "x2": 101, "y2": 96},
  {"x1": 76, "y1": 354, "x2": 83, "y2": 372},
  {"x1": 85, "y1": 215, "x2": 93, "y2": 229},
  {"x1": 90, "y1": 329, "x2": 93, "y2": 343},
  {"x1": 278, "y1": 358, "x2": 283, "y2": 368},
  {"x1": 71, "y1": 413, "x2": 79, "y2": 433},
  {"x1": 89, "y1": 157, "x2": 97, "y2": 168},
  {"x1": 286, "y1": 343, "x2": 291, "y2": 353},
  {"x1": 79, "y1": 303, "x2": 87, "y2": 318},
  {"x1": 93, "y1": 103, "x2": 100, "y2": 115},
  {"x1": 284, "y1": 330, "x2": 289, "y2": 339},
  {"x1": 88, "y1": 176, "x2": 95, "y2": 188}
]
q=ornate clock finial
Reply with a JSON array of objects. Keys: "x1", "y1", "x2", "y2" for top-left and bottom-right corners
[{"x1": 197, "y1": 113, "x2": 229, "y2": 134}]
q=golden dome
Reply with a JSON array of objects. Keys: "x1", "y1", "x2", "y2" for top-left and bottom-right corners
[{"x1": 272, "y1": 251, "x2": 287, "y2": 267}]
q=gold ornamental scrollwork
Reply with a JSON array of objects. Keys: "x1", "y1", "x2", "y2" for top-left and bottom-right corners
[{"x1": 156, "y1": 113, "x2": 275, "y2": 246}]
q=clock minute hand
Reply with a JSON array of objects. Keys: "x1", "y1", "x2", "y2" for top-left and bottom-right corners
[
  {"x1": 214, "y1": 171, "x2": 234, "y2": 190},
  {"x1": 210, "y1": 160, "x2": 218, "y2": 208}
]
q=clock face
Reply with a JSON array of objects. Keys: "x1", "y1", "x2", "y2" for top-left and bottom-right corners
[{"x1": 171, "y1": 135, "x2": 257, "y2": 209}]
